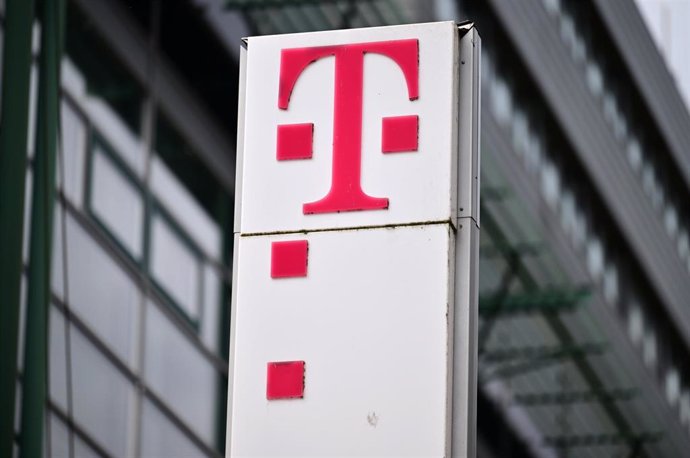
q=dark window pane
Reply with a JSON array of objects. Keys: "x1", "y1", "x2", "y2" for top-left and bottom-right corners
[
  {"x1": 65, "y1": 3, "x2": 143, "y2": 135},
  {"x1": 144, "y1": 302, "x2": 218, "y2": 446},
  {"x1": 155, "y1": 114, "x2": 227, "y2": 230}
]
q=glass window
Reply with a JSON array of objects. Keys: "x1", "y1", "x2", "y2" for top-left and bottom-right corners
[
  {"x1": 61, "y1": 56, "x2": 86, "y2": 97},
  {"x1": 73, "y1": 435, "x2": 102, "y2": 458},
  {"x1": 611, "y1": 101, "x2": 628, "y2": 141},
  {"x1": 570, "y1": 31, "x2": 586, "y2": 64},
  {"x1": 71, "y1": 327, "x2": 134, "y2": 457},
  {"x1": 141, "y1": 399, "x2": 205, "y2": 458},
  {"x1": 150, "y1": 215, "x2": 201, "y2": 321},
  {"x1": 626, "y1": 137, "x2": 642, "y2": 173},
  {"x1": 559, "y1": 14, "x2": 576, "y2": 57},
  {"x1": 585, "y1": 61, "x2": 603, "y2": 98},
  {"x1": 64, "y1": 2, "x2": 146, "y2": 177},
  {"x1": 49, "y1": 305, "x2": 68, "y2": 411},
  {"x1": 14, "y1": 382, "x2": 20, "y2": 434},
  {"x1": 652, "y1": 179, "x2": 665, "y2": 211},
  {"x1": 90, "y1": 141, "x2": 144, "y2": 259},
  {"x1": 678, "y1": 230, "x2": 689, "y2": 260},
  {"x1": 540, "y1": 159, "x2": 560, "y2": 209},
  {"x1": 643, "y1": 330, "x2": 657, "y2": 369},
  {"x1": 63, "y1": 213, "x2": 140, "y2": 366},
  {"x1": 602, "y1": 91, "x2": 616, "y2": 127},
  {"x1": 666, "y1": 368, "x2": 681, "y2": 406},
  {"x1": 602, "y1": 264, "x2": 619, "y2": 305},
  {"x1": 664, "y1": 205, "x2": 679, "y2": 238},
  {"x1": 628, "y1": 303, "x2": 644, "y2": 345},
  {"x1": 201, "y1": 264, "x2": 222, "y2": 352},
  {"x1": 480, "y1": 52, "x2": 493, "y2": 85},
  {"x1": 66, "y1": 3, "x2": 143, "y2": 136},
  {"x1": 23, "y1": 168, "x2": 32, "y2": 265},
  {"x1": 511, "y1": 110, "x2": 529, "y2": 158},
  {"x1": 83, "y1": 94, "x2": 145, "y2": 176},
  {"x1": 524, "y1": 132, "x2": 542, "y2": 175},
  {"x1": 48, "y1": 413, "x2": 70, "y2": 458},
  {"x1": 559, "y1": 189, "x2": 576, "y2": 235},
  {"x1": 586, "y1": 236, "x2": 604, "y2": 281},
  {"x1": 154, "y1": 114, "x2": 225, "y2": 259},
  {"x1": 641, "y1": 162, "x2": 655, "y2": 202},
  {"x1": 27, "y1": 63, "x2": 38, "y2": 158},
  {"x1": 60, "y1": 101, "x2": 87, "y2": 206},
  {"x1": 17, "y1": 275, "x2": 27, "y2": 372},
  {"x1": 490, "y1": 76, "x2": 512, "y2": 126},
  {"x1": 572, "y1": 206, "x2": 588, "y2": 250},
  {"x1": 144, "y1": 302, "x2": 218, "y2": 446},
  {"x1": 680, "y1": 392, "x2": 690, "y2": 426},
  {"x1": 150, "y1": 155, "x2": 221, "y2": 260},
  {"x1": 51, "y1": 204, "x2": 65, "y2": 300}
]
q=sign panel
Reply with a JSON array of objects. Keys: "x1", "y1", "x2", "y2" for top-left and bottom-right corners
[{"x1": 228, "y1": 21, "x2": 480, "y2": 457}]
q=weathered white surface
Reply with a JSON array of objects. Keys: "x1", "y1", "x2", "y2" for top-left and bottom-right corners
[
  {"x1": 230, "y1": 224, "x2": 453, "y2": 457},
  {"x1": 228, "y1": 21, "x2": 480, "y2": 458},
  {"x1": 239, "y1": 22, "x2": 458, "y2": 233}
]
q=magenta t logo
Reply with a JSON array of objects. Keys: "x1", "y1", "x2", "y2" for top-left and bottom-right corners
[{"x1": 276, "y1": 39, "x2": 420, "y2": 214}]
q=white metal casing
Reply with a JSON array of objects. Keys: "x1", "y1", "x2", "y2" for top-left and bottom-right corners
[{"x1": 228, "y1": 21, "x2": 479, "y2": 457}]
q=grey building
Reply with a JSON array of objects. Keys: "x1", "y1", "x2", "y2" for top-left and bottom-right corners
[{"x1": 4, "y1": 0, "x2": 690, "y2": 457}]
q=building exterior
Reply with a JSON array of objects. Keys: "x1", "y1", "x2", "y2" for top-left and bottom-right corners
[{"x1": 4, "y1": 0, "x2": 690, "y2": 457}]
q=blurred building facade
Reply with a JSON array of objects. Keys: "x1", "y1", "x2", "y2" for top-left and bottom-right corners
[{"x1": 5, "y1": 0, "x2": 690, "y2": 457}]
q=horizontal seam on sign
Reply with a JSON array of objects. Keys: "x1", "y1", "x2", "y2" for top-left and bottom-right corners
[{"x1": 238, "y1": 219, "x2": 455, "y2": 237}]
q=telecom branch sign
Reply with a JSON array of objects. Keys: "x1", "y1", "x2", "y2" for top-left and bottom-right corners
[{"x1": 228, "y1": 22, "x2": 480, "y2": 457}]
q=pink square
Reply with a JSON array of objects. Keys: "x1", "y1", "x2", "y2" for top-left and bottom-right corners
[
  {"x1": 381, "y1": 115, "x2": 418, "y2": 153},
  {"x1": 276, "y1": 123, "x2": 313, "y2": 160},
  {"x1": 266, "y1": 361, "x2": 305, "y2": 400},
  {"x1": 271, "y1": 240, "x2": 308, "y2": 278}
]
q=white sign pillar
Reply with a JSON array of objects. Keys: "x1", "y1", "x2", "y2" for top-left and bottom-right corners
[{"x1": 227, "y1": 21, "x2": 480, "y2": 457}]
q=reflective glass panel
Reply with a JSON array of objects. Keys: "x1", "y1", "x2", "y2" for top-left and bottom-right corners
[
  {"x1": 14, "y1": 382, "x2": 20, "y2": 434},
  {"x1": 27, "y1": 63, "x2": 38, "y2": 158},
  {"x1": 90, "y1": 143, "x2": 144, "y2": 259},
  {"x1": 48, "y1": 413, "x2": 70, "y2": 458},
  {"x1": 145, "y1": 302, "x2": 217, "y2": 446},
  {"x1": 150, "y1": 215, "x2": 200, "y2": 320},
  {"x1": 73, "y1": 435, "x2": 102, "y2": 458},
  {"x1": 71, "y1": 327, "x2": 134, "y2": 457},
  {"x1": 60, "y1": 101, "x2": 87, "y2": 206},
  {"x1": 17, "y1": 275, "x2": 26, "y2": 372},
  {"x1": 51, "y1": 204, "x2": 65, "y2": 300},
  {"x1": 23, "y1": 168, "x2": 32, "y2": 265},
  {"x1": 154, "y1": 115, "x2": 224, "y2": 259},
  {"x1": 49, "y1": 305, "x2": 68, "y2": 410},
  {"x1": 201, "y1": 264, "x2": 221, "y2": 352},
  {"x1": 66, "y1": 3, "x2": 143, "y2": 135},
  {"x1": 141, "y1": 398, "x2": 205, "y2": 458},
  {"x1": 64, "y1": 213, "x2": 140, "y2": 366},
  {"x1": 666, "y1": 368, "x2": 681, "y2": 406},
  {"x1": 150, "y1": 155, "x2": 221, "y2": 260}
]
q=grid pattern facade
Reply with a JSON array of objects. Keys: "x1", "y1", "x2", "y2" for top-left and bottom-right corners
[
  {"x1": 7, "y1": 0, "x2": 690, "y2": 457},
  {"x1": 12, "y1": 1, "x2": 232, "y2": 456}
]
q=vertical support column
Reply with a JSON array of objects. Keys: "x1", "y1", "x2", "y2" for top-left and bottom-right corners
[
  {"x1": 20, "y1": 0, "x2": 65, "y2": 456},
  {"x1": 452, "y1": 24, "x2": 481, "y2": 458},
  {"x1": 0, "y1": 0, "x2": 36, "y2": 455}
]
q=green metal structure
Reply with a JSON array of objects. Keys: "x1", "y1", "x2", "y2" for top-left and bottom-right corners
[
  {"x1": 20, "y1": 0, "x2": 65, "y2": 457},
  {"x1": 0, "y1": 0, "x2": 36, "y2": 456}
]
